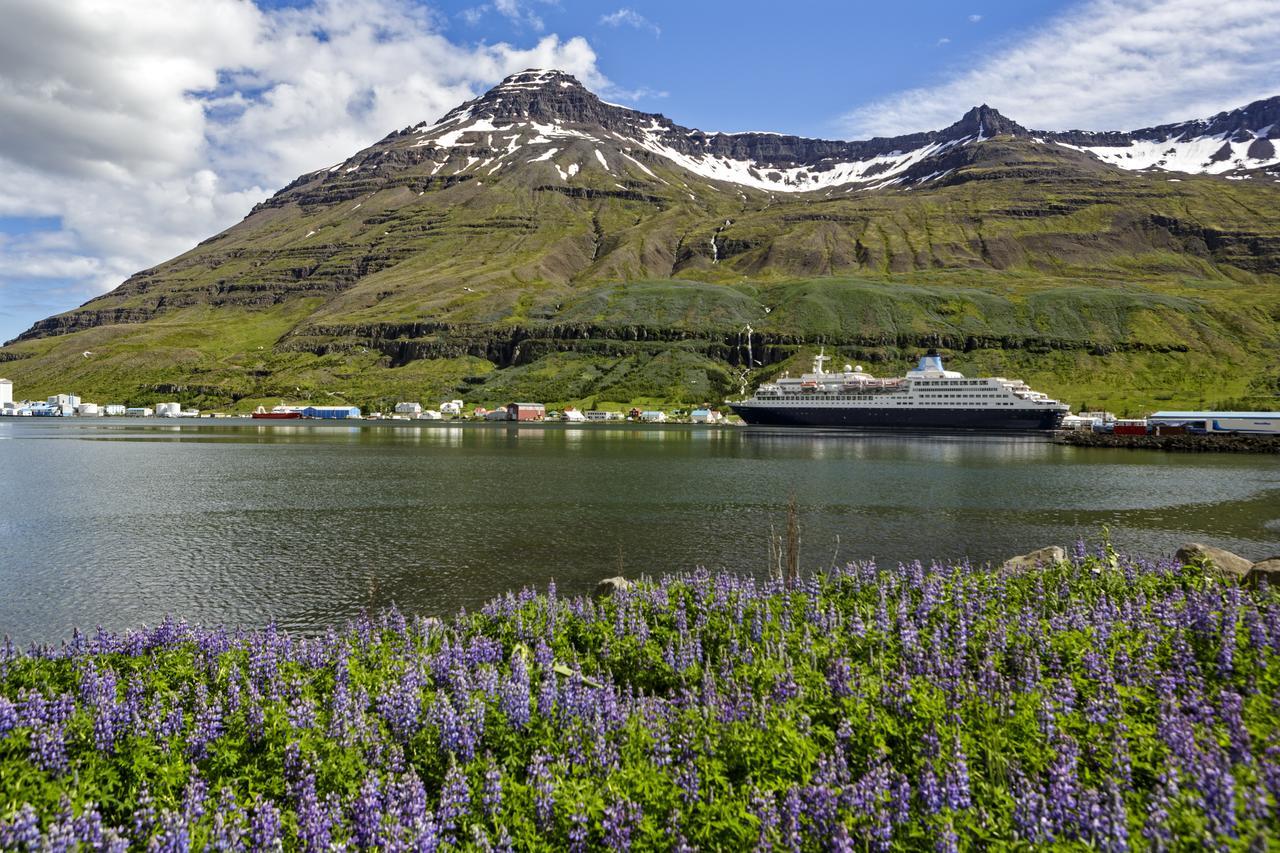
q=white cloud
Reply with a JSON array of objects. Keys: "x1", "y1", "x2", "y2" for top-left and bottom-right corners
[
  {"x1": 937, "y1": 37, "x2": 951, "y2": 46},
  {"x1": 460, "y1": 0, "x2": 555, "y2": 31},
  {"x1": 842, "y1": 0, "x2": 1280, "y2": 137},
  {"x1": 968, "y1": 14, "x2": 982, "y2": 22},
  {"x1": 599, "y1": 8, "x2": 661, "y2": 37},
  {"x1": 0, "y1": 0, "x2": 607, "y2": 341}
]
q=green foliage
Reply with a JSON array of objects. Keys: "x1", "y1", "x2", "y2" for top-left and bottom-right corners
[{"x1": 1, "y1": 549, "x2": 1278, "y2": 849}]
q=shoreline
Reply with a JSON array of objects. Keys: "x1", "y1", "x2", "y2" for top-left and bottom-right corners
[{"x1": 1053, "y1": 429, "x2": 1280, "y2": 453}]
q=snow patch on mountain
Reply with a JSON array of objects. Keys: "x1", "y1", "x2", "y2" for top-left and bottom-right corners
[{"x1": 1057, "y1": 132, "x2": 1280, "y2": 175}]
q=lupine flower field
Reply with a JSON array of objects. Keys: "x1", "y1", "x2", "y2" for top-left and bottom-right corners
[{"x1": 2, "y1": 544, "x2": 1279, "y2": 850}]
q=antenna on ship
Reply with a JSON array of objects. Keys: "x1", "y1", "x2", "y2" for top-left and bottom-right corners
[{"x1": 813, "y1": 347, "x2": 829, "y2": 375}]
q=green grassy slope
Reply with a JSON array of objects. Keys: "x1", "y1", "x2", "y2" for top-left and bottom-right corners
[{"x1": 2, "y1": 136, "x2": 1278, "y2": 414}]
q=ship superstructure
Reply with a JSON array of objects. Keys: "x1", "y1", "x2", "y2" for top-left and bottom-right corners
[{"x1": 731, "y1": 351, "x2": 1068, "y2": 430}]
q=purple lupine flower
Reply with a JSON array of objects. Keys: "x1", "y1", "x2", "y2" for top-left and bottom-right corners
[
  {"x1": 568, "y1": 803, "x2": 590, "y2": 853},
  {"x1": 353, "y1": 771, "x2": 383, "y2": 849},
  {"x1": 918, "y1": 762, "x2": 942, "y2": 814},
  {"x1": 377, "y1": 671, "x2": 421, "y2": 744},
  {"x1": 935, "y1": 815, "x2": 959, "y2": 853},
  {"x1": 482, "y1": 754, "x2": 503, "y2": 818},
  {"x1": 1010, "y1": 769, "x2": 1050, "y2": 843},
  {"x1": 826, "y1": 656, "x2": 853, "y2": 698},
  {"x1": 0, "y1": 695, "x2": 17, "y2": 737},
  {"x1": 0, "y1": 803, "x2": 41, "y2": 851},
  {"x1": 73, "y1": 802, "x2": 108, "y2": 850},
  {"x1": 132, "y1": 785, "x2": 157, "y2": 840},
  {"x1": 249, "y1": 798, "x2": 282, "y2": 850},
  {"x1": 28, "y1": 717, "x2": 69, "y2": 776},
  {"x1": 501, "y1": 651, "x2": 532, "y2": 729},
  {"x1": 294, "y1": 772, "x2": 332, "y2": 852},
  {"x1": 528, "y1": 752, "x2": 555, "y2": 829},
  {"x1": 437, "y1": 761, "x2": 470, "y2": 844},
  {"x1": 151, "y1": 809, "x2": 190, "y2": 852},
  {"x1": 1218, "y1": 691, "x2": 1252, "y2": 764},
  {"x1": 1046, "y1": 735, "x2": 1081, "y2": 837},
  {"x1": 210, "y1": 788, "x2": 246, "y2": 851},
  {"x1": 602, "y1": 798, "x2": 641, "y2": 851},
  {"x1": 431, "y1": 693, "x2": 478, "y2": 762},
  {"x1": 943, "y1": 746, "x2": 972, "y2": 811}
]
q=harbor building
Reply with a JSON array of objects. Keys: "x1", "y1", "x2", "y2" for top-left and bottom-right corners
[
  {"x1": 1149, "y1": 411, "x2": 1280, "y2": 435},
  {"x1": 0, "y1": 378, "x2": 11, "y2": 408},
  {"x1": 301, "y1": 405, "x2": 361, "y2": 419},
  {"x1": 507, "y1": 402, "x2": 546, "y2": 422}
]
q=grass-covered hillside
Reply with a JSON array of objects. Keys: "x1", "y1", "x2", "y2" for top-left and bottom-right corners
[
  {"x1": 3, "y1": 119, "x2": 1278, "y2": 413},
  {"x1": 1, "y1": 548, "x2": 1278, "y2": 849}
]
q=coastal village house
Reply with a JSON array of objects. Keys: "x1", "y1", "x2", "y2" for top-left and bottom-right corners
[{"x1": 507, "y1": 402, "x2": 546, "y2": 422}]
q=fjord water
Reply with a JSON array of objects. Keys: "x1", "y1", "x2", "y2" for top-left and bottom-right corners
[{"x1": 1, "y1": 418, "x2": 1277, "y2": 645}]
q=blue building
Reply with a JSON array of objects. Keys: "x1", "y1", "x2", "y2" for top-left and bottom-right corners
[{"x1": 302, "y1": 405, "x2": 361, "y2": 419}]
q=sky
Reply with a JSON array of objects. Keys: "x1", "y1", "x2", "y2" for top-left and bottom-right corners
[{"x1": 1, "y1": 0, "x2": 1278, "y2": 344}]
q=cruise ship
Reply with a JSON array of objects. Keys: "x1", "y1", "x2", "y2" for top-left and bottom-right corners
[{"x1": 730, "y1": 350, "x2": 1069, "y2": 431}]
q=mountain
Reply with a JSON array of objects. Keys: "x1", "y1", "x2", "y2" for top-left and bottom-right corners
[{"x1": 3, "y1": 70, "x2": 1279, "y2": 414}]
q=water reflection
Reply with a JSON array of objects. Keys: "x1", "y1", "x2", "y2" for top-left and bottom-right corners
[{"x1": 0, "y1": 419, "x2": 1276, "y2": 644}]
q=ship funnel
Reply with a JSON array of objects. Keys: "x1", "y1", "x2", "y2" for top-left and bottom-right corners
[{"x1": 917, "y1": 352, "x2": 945, "y2": 373}]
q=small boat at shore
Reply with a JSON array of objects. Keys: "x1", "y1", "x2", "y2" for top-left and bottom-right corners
[{"x1": 252, "y1": 405, "x2": 302, "y2": 420}]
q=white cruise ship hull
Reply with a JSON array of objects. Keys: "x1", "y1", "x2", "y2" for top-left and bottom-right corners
[{"x1": 730, "y1": 402, "x2": 1065, "y2": 431}]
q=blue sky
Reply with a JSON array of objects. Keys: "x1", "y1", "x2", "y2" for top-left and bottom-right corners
[
  {"x1": 420, "y1": 0, "x2": 1079, "y2": 137},
  {"x1": 1, "y1": 0, "x2": 1277, "y2": 345}
]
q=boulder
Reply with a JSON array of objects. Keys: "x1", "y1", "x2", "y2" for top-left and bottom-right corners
[
  {"x1": 593, "y1": 576, "x2": 633, "y2": 600},
  {"x1": 1003, "y1": 546, "x2": 1066, "y2": 571},
  {"x1": 1245, "y1": 558, "x2": 1280, "y2": 588},
  {"x1": 1174, "y1": 543, "x2": 1253, "y2": 578}
]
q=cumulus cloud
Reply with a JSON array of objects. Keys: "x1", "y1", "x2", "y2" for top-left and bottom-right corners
[
  {"x1": 599, "y1": 8, "x2": 661, "y2": 37},
  {"x1": 968, "y1": 14, "x2": 982, "y2": 22},
  {"x1": 0, "y1": 0, "x2": 606, "y2": 341},
  {"x1": 842, "y1": 0, "x2": 1280, "y2": 137}
]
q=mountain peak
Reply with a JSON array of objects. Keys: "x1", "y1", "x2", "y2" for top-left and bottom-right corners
[
  {"x1": 491, "y1": 68, "x2": 586, "y2": 93},
  {"x1": 941, "y1": 104, "x2": 1028, "y2": 141},
  {"x1": 432, "y1": 67, "x2": 616, "y2": 128}
]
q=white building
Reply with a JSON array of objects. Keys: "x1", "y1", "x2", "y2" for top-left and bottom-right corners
[
  {"x1": 48, "y1": 391, "x2": 80, "y2": 409},
  {"x1": 1149, "y1": 411, "x2": 1280, "y2": 435},
  {"x1": 417, "y1": 409, "x2": 443, "y2": 420},
  {"x1": 394, "y1": 401, "x2": 423, "y2": 415},
  {"x1": 585, "y1": 410, "x2": 624, "y2": 421},
  {"x1": 640, "y1": 411, "x2": 667, "y2": 423},
  {"x1": 125, "y1": 407, "x2": 154, "y2": 417},
  {"x1": 104, "y1": 404, "x2": 126, "y2": 416},
  {"x1": 0, "y1": 378, "x2": 12, "y2": 408},
  {"x1": 440, "y1": 400, "x2": 464, "y2": 416},
  {"x1": 562, "y1": 408, "x2": 586, "y2": 422},
  {"x1": 77, "y1": 403, "x2": 101, "y2": 416}
]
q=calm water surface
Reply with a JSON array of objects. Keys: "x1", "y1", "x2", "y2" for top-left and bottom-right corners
[{"x1": 2, "y1": 418, "x2": 1277, "y2": 644}]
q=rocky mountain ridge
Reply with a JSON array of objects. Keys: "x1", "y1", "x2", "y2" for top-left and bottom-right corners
[{"x1": 319, "y1": 69, "x2": 1280, "y2": 195}]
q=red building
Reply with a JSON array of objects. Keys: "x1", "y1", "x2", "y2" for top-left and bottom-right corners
[{"x1": 506, "y1": 402, "x2": 546, "y2": 422}]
